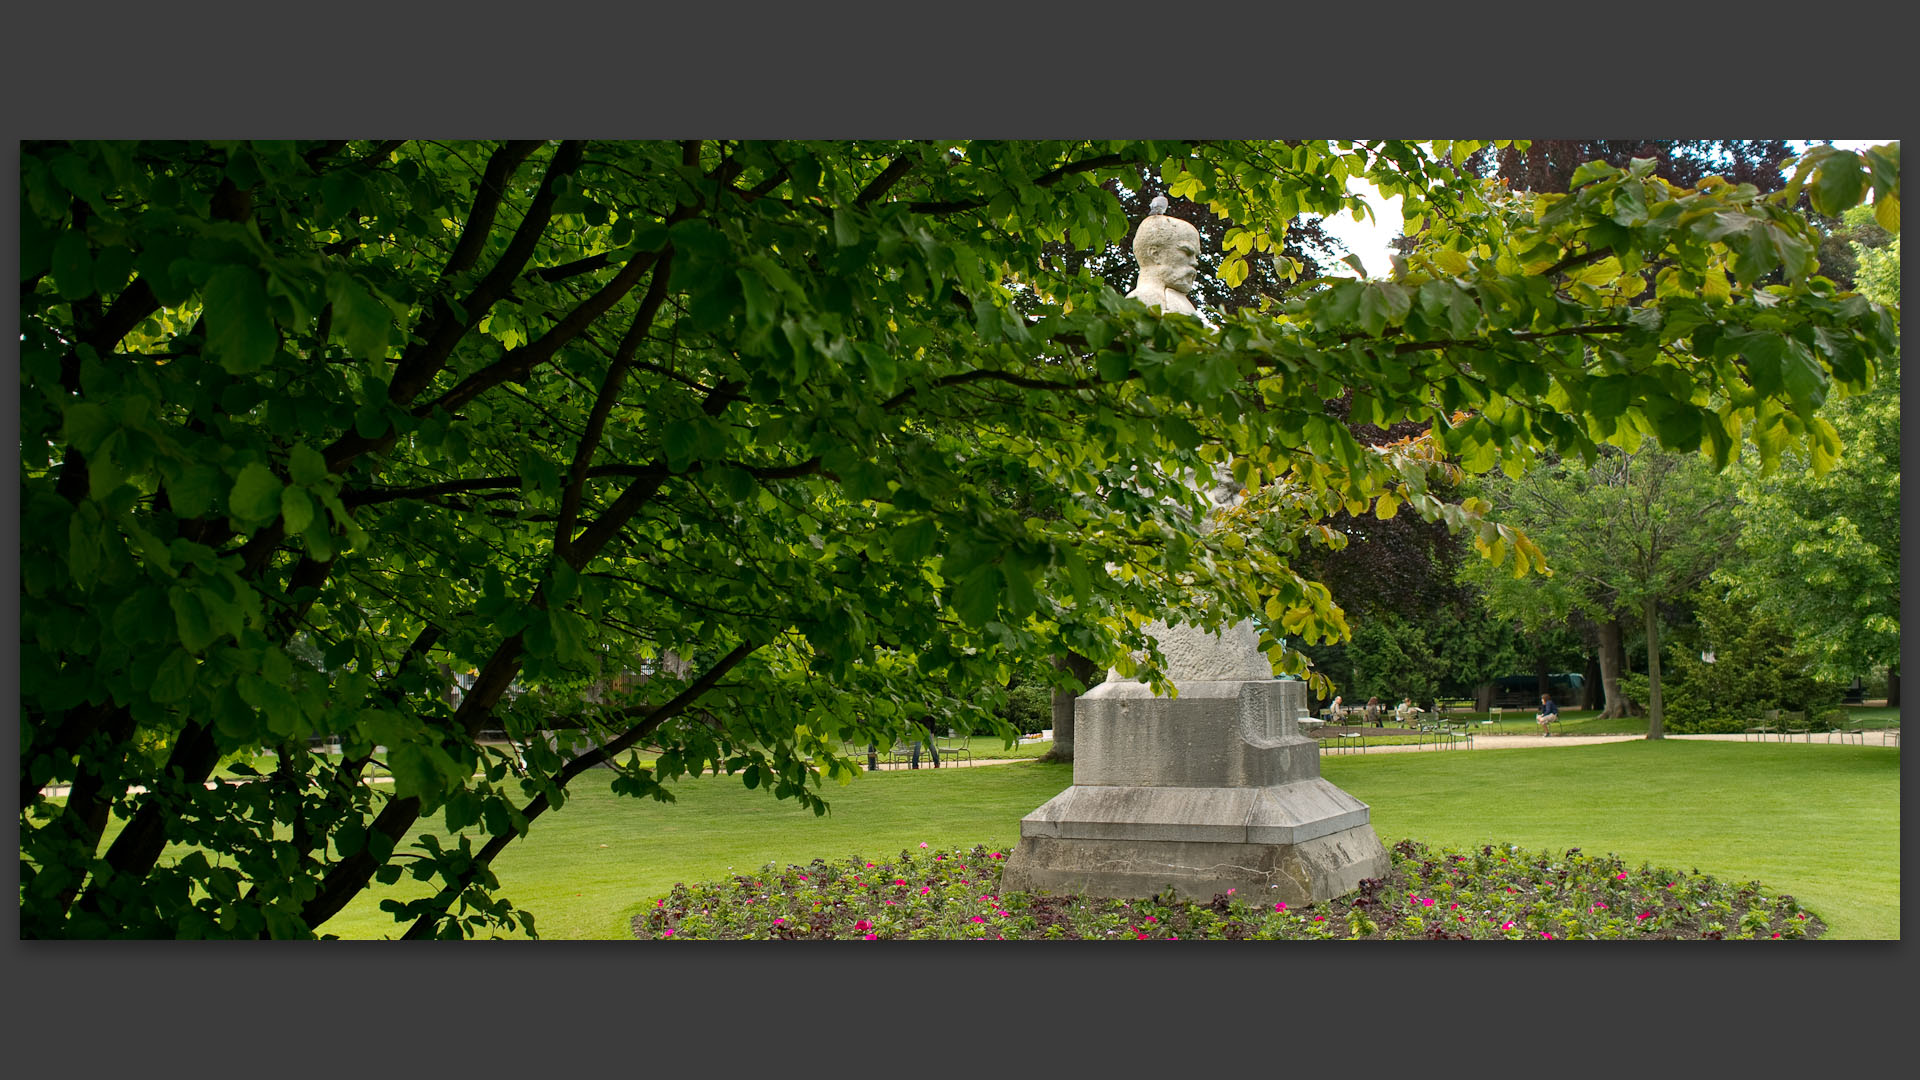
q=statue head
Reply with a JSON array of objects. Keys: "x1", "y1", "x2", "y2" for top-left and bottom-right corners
[{"x1": 1132, "y1": 213, "x2": 1202, "y2": 295}]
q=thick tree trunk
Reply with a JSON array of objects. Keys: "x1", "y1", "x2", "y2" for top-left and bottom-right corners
[
  {"x1": 1038, "y1": 651, "x2": 1096, "y2": 764},
  {"x1": 1580, "y1": 654, "x2": 1602, "y2": 710},
  {"x1": 1643, "y1": 598, "x2": 1665, "y2": 739},
  {"x1": 1595, "y1": 619, "x2": 1640, "y2": 719}
]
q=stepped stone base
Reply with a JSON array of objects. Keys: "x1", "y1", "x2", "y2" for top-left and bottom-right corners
[{"x1": 1002, "y1": 674, "x2": 1388, "y2": 903}]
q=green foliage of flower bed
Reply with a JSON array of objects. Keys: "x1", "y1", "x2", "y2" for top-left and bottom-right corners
[{"x1": 633, "y1": 838, "x2": 1826, "y2": 941}]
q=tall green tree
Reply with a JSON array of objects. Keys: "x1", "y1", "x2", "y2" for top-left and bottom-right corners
[
  {"x1": 1718, "y1": 190, "x2": 1901, "y2": 702},
  {"x1": 1461, "y1": 447, "x2": 1741, "y2": 737},
  {"x1": 20, "y1": 139, "x2": 1895, "y2": 937}
]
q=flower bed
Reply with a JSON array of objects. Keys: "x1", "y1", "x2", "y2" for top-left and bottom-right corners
[{"x1": 633, "y1": 838, "x2": 1826, "y2": 940}]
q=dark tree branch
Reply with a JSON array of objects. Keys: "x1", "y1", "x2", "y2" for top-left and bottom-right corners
[
  {"x1": 397, "y1": 640, "x2": 759, "y2": 939},
  {"x1": 855, "y1": 154, "x2": 918, "y2": 206},
  {"x1": 906, "y1": 152, "x2": 1131, "y2": 214},
  {"x1": 558, "y1": 250, "x2": 676, "y2": 554}
]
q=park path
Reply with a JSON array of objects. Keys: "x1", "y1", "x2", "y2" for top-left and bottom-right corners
[
  {"x1": 933, "y1": 730, "x2": 1898, "y2": 767},
  {"x1": 33, "y1": 731, "x2": 1895, "y2": 796}
]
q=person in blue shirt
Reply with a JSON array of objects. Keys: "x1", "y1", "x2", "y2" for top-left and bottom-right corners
[{"x1": 1535, "y1": 694, "x2": 1559, "y2": 736}]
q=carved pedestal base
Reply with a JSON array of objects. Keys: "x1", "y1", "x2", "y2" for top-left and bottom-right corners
[{"x1": 1002, "y1": 676, "x2": 1388, "y2": 903}]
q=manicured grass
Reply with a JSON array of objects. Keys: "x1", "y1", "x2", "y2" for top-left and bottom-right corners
[
  {"x1": 1323, "y1": 741, "x2": 1900, "y2": 940},
  {"x1": 323, "y1": 759, "x2": 1077, "y2": 940},
  {"x1": 321, "y1": 738, "x2": 1899, "y2": 940}
]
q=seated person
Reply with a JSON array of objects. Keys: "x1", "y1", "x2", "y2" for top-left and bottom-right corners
[
  {"x1": 1394, "y1": 697, "x2": 1417, "y2": 725},
  {"x1": 1535, "y1": 694, "x2": 1559, "y2": 736},
  {"x1": 1363, "y1": 696, "x2": 1384, "y2": 727}
]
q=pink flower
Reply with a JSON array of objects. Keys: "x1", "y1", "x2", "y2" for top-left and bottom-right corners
[
  {"x1": 1772, "y1": 933, "x2": 1781, "y2": 939},
  {"x1": 1421, "y1": 898, "x2": 1435, "y2": 908},
  {"x1": 919, "y1": 842, "x2": 929, "y2": 849},
  {"x1": 797, "y1": 875, "x2": 807, "y2": 881},
  {"x1": 1615, "y1": 872, "x2": 1628, "y2": 880},
  {"x1": 991, "y1": 852, "x2": 1004, "y2": 859},
  {"x1": 1137, "y1": 932, "x2": 1149, "y2": 939},
  {"x1": 1540, "y1": 931, "x2": 1554, "y2": 939},
  {"x1": 935, "y1": 855, "x2": 944, "y2": 861},
  {"x1": 894, "y1": 879, "x2": 907, "y2": 886},
  {"x1": 970, "y1": 915, "x2": 986, "y2": 923},
  {"x1": 1313, "y1": 915, "x2": 1325, "y2": 922},
  {"x1": 865, "y1": 862, "x2": 875, "y2": 868},
  {"x1": 773, "y1": 917, "x2": 785, "y2": 926},
  {"x1": 854, "y1": 919, "x2": 873, "y2": 931},
  {"x1": 919, "y1": 886, "x2": 930, "y2": 895},
  {"x1": 1448, "y1": 903, "x2": 1458, "y2": 910},
  {"x1": 1637, "y1": 911, "x2": 1653, "y2": 921},
  {"x1": 1592, "y1": 903, "x2": 1608, "y2": 911},
  {"x1": 884, "y1": 900, "x2": 896, "y2": 906},
  {"x1": 1274, "y1": 902, "x2": 1287, "y2": 912},
  {"x1": 863, "y1": 933, "x2": 878, "y2": 940},
  {"x1": 1501, "y1": 921, "x2": 1515, "y2": 931},
  {"x1": 662, "y1": 928, "x2": 675, "y2": 937},
  {"x1": 1144, "y1": 915, "x2": 1157, "y2": 923},
  {"x1": 1227, "y1": 888, "x2": 1235, "y2": 895}
]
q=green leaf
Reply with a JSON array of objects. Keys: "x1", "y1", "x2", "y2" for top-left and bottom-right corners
[
  {"x1": 169, "y1": 587, "x2": 217, "y2": 652},
  {"x1": 1096, "y1": 350, "x2": 1131, "y2": 382},
  {"x1": 1568, "y1": 160, "x2": 1621, "y2": 189},
  {"x1": 951, "y1": 564, "x2": 1002, "y2": 627},
  {"x1": 1809, "y1": 153, "x2": 1866, "y2": 217},
  {"x1": 204, "y1": 265, "x2": 278, "y2": 373},
  {"x1": 325, "y1": 271, "x2": 393, "y2": 361},
  {"x1": 386, "y1": 743, "x2": 439, "y2": 802},
  {"x1": 151, "y1": 648, "x2": 199, "y2": 703},
  {"x1": 228, "y1": 463, "x2": 283, "y2": 525},
  {"x1": 280, "y1": 485, "x2": 315, "y2": 535},
  {"x1": 287, "y1": 443, "x2": 329, "y2": 487},
  {"x1": 1357, "y1": 282, "x2": 1410, "y2": 336},
  {"x1": 67, "y1": 509, "x2": 101, "y2": 587},
  {"x1": 61, "y1": 402, "x2": 114, "y2": 456},
  {"x1": 50, "y1": 228, "x2": 94, "y2": 301}
]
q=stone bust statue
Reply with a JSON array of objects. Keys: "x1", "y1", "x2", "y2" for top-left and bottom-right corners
[{"x1": 1125, "y1": 212, "x2": 1202, "y2": 316}]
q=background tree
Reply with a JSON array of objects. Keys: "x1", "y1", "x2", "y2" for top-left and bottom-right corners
[
  {"x1": 20, "y1": 139, "x2": 1895, "y2": 937},
  {"x1": 1716, "y1": 192, "x2": 1901, "y2": 703},
  {"x1": 1461, "y1": 447, "x2": 1741, "y2": 737},
  {"x1": 1492, "y1": 140, "x2": 1794, "y2": 196}
]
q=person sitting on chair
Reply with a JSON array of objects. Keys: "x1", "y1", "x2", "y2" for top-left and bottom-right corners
[
  {"x1": 1363, "y1": 696, "x2": 1384, "y2": 727},
  {"x1": 1535, "y1": 694, "x2": 1559, "y2": 736},
  {"x1": 1394, "y1": 697, "x2": 1417, "y2": 726}
]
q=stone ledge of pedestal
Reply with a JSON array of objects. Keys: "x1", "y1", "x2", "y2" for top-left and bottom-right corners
[
  {"x1": 1073, "y1": 679, "x2": 1318, "y2": 788},
  {"x1": 1018, "y1": 778, "x2": 1371, "y2": 847},
  {"x1": 1000, "y1": 826, "x2": 1390, "y2": 905}
]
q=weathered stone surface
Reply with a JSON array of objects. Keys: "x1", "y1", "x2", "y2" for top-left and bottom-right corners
[
  {"x1": 1072, "y1": 679, "x2": 1316, "y2": 788},
  {"x1": 1002, "y1": 826, "x2": 1388, "y2": 905}
]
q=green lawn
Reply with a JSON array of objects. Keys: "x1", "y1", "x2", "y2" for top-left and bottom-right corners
[{"x1": 320, "y1": 737, "x2": 1899, "y2": 941}]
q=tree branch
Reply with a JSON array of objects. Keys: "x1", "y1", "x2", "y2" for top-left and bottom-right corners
[
  {"x1": 396, "y1": 640, "x2": 759, "y2": 939},
  {"x1": 558, "y1": 250, "x2": 676, "y2": 554},
  {"x1": 906, "y1": 152, "x2": 1131, "y2": 214}
]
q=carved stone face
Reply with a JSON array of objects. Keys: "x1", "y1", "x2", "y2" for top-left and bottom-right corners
[{"x1": 1133, "y1": 215, "x2": 1201, "y2": 292}]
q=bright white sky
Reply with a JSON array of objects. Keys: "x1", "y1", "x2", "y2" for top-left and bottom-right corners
[{"x1": 1310, "y1": 139, "x2": 1895, "y2": 280}]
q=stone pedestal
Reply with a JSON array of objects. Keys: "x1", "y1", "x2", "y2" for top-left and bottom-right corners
[{"x1": 1003, "y1": 628, "x2": 1388, "y2": 904}]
